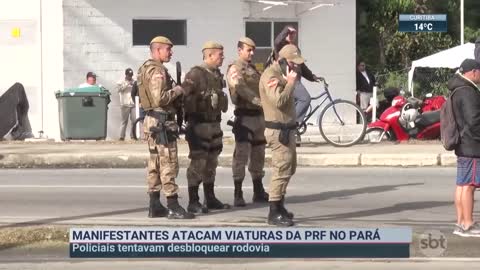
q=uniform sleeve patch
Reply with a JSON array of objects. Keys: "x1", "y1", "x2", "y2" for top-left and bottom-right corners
[
  {"x1": 152, "y1": 71, "x2": 164, "y2": 80},
  {"x1": 228, "y1": 66, "x2": 240, "y2": 82},
  {"x1": 267, "y1": 78, "x2": 279, "y2": 88}
]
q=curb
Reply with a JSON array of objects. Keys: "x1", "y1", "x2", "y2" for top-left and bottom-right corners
[{"x1": 0, "y1": 153, "x2": 457, "y2": 168}]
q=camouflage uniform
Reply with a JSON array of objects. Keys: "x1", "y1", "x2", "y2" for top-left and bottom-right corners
[
  {"x1": 138, "y1": 59, "x2": 180, "y2": 196},
  {"x1": 182, "y1": 41, "x2": 230, "y2": 213},
  {"x1": 259, "y1": 44, "x2": 305, "y2": 226},
  {"x1": 226, "y1": 37, "x2": 268, "y2": 207},
  {"x1": 137, "y1": 36, "x2": 194, "y2": 219}
]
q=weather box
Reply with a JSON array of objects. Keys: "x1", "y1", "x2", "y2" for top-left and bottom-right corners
[{"x1": 398, "y1": 14, "x2": 447, "y2": 32}]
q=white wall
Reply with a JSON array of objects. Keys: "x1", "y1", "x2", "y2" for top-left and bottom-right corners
[
  {"x1": 300, "y1": 0, "x2": 356, "y2": 124},
  {"x1": 244, "y1": 0, "x2": 356, "y2": 125},
  {"x1": 0, "y1": 0, "x2": 42, "y2": 136},
  {"x1": 0, "y1": 0, "x2": 63, "y2": 140},
  {"x1": 42, "y1": 0, "x2": 64, "y2": 140},
  {"x1": 243, "y1": 1, "x2": 298, "y2": 19}
]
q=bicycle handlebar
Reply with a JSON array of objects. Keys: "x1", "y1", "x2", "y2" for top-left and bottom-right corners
[
  {"x1": 309, "y1": 78, "x2": 330, "y2": 100},
  {"x1": 317, "y1": 78, "x2": 329, "y2": 88}
]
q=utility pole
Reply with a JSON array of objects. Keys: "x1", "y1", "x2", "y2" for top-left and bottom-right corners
[{"x1": 461, "y1": 0, "x2": 464, "y2": 44}]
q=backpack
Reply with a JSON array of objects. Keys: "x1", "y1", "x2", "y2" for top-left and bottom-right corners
[{"x1": 440, "y1": 87, "x2": 464, "y2": 150}]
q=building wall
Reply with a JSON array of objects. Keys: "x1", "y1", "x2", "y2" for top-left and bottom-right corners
[
  {"x1": 42, "y1": 0, "x2": 64, "y2": 139},
  {"x1": 60, "y1": 0, "x2": 355, "y2": 139},
  {"x1": 299, "y1": 0, "x2": 357, "y2": 124},
  {"x1": 0, "y1": 0, "x2": 63, "y2": 139},
  {"x1": 63, "y1": 0, "x2": 244, "y2": 139},
  {"x1": 243, "y1": 0, "x2": 357, "y2": 124},
  {"x1": 1, "y1": 0, "x2": 355, "y2": 140}
]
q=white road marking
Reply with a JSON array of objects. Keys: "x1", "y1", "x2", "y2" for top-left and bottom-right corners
[{"x1": 0, "y1": 185, "x2": 248, "y2": 189}]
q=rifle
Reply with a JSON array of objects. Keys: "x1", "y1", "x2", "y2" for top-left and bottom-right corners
[
  {"x1": 148, "y1": 111, "x2": 170, "y2": 145},
  {"x1": 174, "y1": 61, "x2": 185, "y2": 133}
]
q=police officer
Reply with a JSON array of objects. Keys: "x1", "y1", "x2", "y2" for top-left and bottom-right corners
[
  {"x1": 182, "y1": 41, "x2": 230, "y2": 213},
  {"x1": 226, "y1": 37, "x2": 268, "y2": 207},
  {"x1": 137, "y1": 36, "x2": 194, "y2": 219},
  {"x1": 259, "y1": 44, "x2": 302, "y2": 226}
]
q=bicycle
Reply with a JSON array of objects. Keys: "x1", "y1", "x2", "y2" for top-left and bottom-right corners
[{"x1": 296, "y1": 78, "x2": 367, "y2": 147}]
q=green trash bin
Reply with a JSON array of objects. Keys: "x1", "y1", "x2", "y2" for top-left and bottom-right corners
[{"x1": 55, "y1": 86, "x2": 111, "y2": 141}]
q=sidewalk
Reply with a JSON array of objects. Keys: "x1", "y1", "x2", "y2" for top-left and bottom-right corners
[{"x1": 0, "y1": 130, "x2": 455, "y2": 168}]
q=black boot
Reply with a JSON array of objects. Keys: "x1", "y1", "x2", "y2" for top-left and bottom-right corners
[
  {"x1": 267, "y1": 201, "x2": 294, "y2": 227},
  {"x1": 234, "y1": 181, "x2": 246, "y2": 207},
  {"x1": 252, "y1": 178, "x2": 269, "y2": 203},
  {"x1": 166, "y1": 194, "x2": 195, "y2": 219},
  {"x1": 187, "y1": 186, "x2": 208, "y2": 213},
  {"x1": 148, "y1": 191, "x2": 168, "y2": 218},
  {"x1": 203, "y1": 183, "x2": 231, "y2": 210},
  {"x1": 280, "y1": 196, "x2": 294, "y2": 219}
]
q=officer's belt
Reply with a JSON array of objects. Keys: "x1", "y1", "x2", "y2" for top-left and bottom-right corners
[
  {"x1": 147, "y1": 111, "x2": 175, "y2": 121},
  {"x1": 187, "y1": 113, "x2": 221, "y2": 123},
  {"x1": 234, "y1": 108, "x2": 262, "y2": 117},
  {"x1": 265, "y1": 121, "x2": 297, "y2": 130}
]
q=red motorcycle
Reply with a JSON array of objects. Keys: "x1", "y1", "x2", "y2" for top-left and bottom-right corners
[{"x1": 366, "y1": 94, "x2": 446, "y2": 142}]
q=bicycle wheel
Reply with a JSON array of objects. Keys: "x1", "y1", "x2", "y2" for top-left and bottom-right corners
[
  {"x1": 131, "y1": 117, "x2": 145, "y2": 141},
  {"x1": 318, "y1": 100, "x2": 366, "y2": 147},
  {"x1": 365, "y1": 127, "x2": 391, "y2": 143}
]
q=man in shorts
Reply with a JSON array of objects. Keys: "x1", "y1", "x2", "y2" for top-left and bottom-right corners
[{"x1": 448, "y1": 58, "x2": 480, "y2": 237}]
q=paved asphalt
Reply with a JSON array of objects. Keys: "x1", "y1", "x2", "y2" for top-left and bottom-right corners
[{"x1": 0, "y1": 167, "x2": 479, "y2": 263}]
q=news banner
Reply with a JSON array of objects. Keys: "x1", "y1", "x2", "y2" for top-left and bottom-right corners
[
  {"x1": 398, "y1": 14, "x2": 447, "y2": 32},
  {"x1": 70, "y1": 227, "x2": 412, "y2": 258}
]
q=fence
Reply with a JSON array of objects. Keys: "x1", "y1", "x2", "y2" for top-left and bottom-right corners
[{"x1": 375, "y1": 67, "x2": 456, "y2": 98}]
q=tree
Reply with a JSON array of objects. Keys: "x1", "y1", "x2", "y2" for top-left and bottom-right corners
[
  {"x1": 357, "y1": 0, "x2": 459, "y2": 71},
  {"x1": 361, "y1": 0, "x2": 417, "y2": 67},
  {"x1": 465, "y1": 26, "x2": 480, "y2": 43},
  {"x1": 465, "y1": 0, "x2": 480, "y2": 30},
  {"x1": 386, "y1": 32, "x2": 454, "y2": 70}
]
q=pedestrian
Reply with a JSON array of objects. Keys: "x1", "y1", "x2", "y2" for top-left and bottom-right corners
[
  {"x1": 181, "y1": 41, "x2": 230, "y2": 214},
  {"x1": 270, "y1": 25, "x2": 322, "y2": 143},
  {"x1": 475, "y1": 37, "x2": 480, "y2": 62},
  {"x1": 226, "y1": 37, "x2": 268, "y2": 207},
  {"x1": 79, "y1": 72, "x2": 99, "y2": 88},
  {"x1": 136, "y1": 36, "x2": 194, "y2": 219},
  {"x1": 448, "y1": 58, "x2": 480, "y2": 237},
  {"x1": 117, "y1": 68, "x2": 135, "y2": 141},
  {"x1": 356, "y1": 60, "x2": 376, "y2": 111},
  {"x1": 259, "y1": 44, "x2": 302, "y2": 226}
]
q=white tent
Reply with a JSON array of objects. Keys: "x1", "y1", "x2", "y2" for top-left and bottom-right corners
[{"x1": 408, "y1": 42, "x2": 475, "y2": 95}]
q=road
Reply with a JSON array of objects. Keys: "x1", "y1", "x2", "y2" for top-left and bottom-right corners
[{"x1": 0, "y1": 167, "x2": 479, "y2": 262}]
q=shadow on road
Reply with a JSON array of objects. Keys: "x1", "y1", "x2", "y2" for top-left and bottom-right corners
[
  {"x1": 205, "y1": 182, "x2": 426, "y2": 217},
  {"x1": 288, "y1": 183, "x2": 424, "y2": 204},
  {"x1": 297, "y1": 201, "x2": 451, "y2": 222}
]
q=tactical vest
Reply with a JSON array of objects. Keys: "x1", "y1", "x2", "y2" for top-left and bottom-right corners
[
  {"x1": 137, "y1": 59, "x2": 173, "y2": 111},
  {"x1": 228, "y1": 60, "x2": 261, "y2": 110},
  {"x1": 185, "y1": 65, "x2": 227, "y2": 119}
]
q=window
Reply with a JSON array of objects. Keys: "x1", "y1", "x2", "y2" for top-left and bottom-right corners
[
  {"x1": 245, "y1": 21, "x2": 271, "y2": 47},
  {"x1": 244, "y1": 21, "x2": 298, "y2": 72},
  {"x1": 273, "y1": 22, "x2": 299, "y2": 41},
  {"x1": 132, "y1": 19, "x2": 187, "y2": 46}
]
